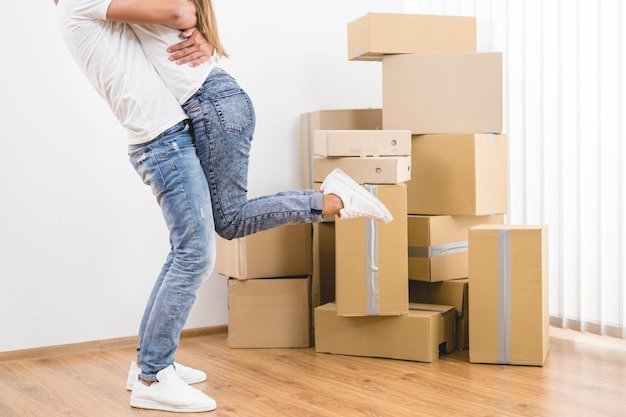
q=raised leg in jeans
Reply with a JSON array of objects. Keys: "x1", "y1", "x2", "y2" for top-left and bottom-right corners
[{"x1": 182, "y1": 67, "x2": 324, "y2": 240}]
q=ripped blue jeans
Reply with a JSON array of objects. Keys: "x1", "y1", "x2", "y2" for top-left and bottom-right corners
[
  {"x1": 128, "y1": 121, "x2": 215, "y2": 382},
  {"x1": 182, "y1": 67, "x2": 324, "y2": 240}
]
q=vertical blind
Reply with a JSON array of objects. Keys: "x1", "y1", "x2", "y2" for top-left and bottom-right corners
[{"x1": 402, "y1": 0, "x2": 625, "y2": 338}]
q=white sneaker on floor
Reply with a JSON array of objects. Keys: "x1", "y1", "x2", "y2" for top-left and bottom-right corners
[
  {"x1": 320, "y1": 168, "x2": 393, "y2": 224},
  {"x1": 126, "y1": 361, "x2": 207, "y2": 390},
  {"x1": 130, "y1": 365, "x2": 217, "y2": 413}
]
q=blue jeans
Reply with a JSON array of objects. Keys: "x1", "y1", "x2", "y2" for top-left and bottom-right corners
[
  {"x1": 128, "y1": 121, "x2": 215, "y2": 382},
  {"x1": 182, "y1": 67, "x2": 324, "y2": 240}
]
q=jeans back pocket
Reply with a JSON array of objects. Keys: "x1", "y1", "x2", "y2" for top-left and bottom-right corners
[{"x1": 210, "y1": 89, "x2": 255, "y2": 133}]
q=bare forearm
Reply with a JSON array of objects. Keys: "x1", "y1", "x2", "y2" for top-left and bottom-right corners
[{"x1": 106, "y1": 0, "x2": 196, "y2": 29}]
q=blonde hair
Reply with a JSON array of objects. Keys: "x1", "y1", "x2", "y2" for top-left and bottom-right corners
[{"x1": 192, "y1": 0, "x2": 228, "y2": 58}]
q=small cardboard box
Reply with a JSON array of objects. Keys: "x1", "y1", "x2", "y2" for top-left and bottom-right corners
[
  {"x1": 408, "y1": 214, "x2": 505, "y2": 282},
  {"x1": 348, "y1": 13, "x2": 476, "y2": 61},
  {"x1": 409, "y1": 279, "x2": 469, "y2": 349},
  {"x1": 406, "y1": 134, "x2": 508, "y2": 216},
  {"x1": 468, "y1": 225, "x2": 549, "y2": 366},
  {"x1": 227, "y1": 277, "x2": 310, "y2": 348},
  {"x1": 313, "y1": 130, "x2": 411, "y2": 158},
  {"x1": 335, "y1": 184, "x2": 408, "y2": 317},
  {"x1": 382, "y1": 53, "x2": 502, "y2": 134},
  {"x1": 312, "y1": 155, "x2": 411, "y2": 185},
  {"x1": 300, "y1": 109, "x2": 382, "y2": 188},
  {"x1": 314, "y1": 302, "x2": 456, "y2": 362},
  {"x1": 217, "y1": 224, "x2": 312, "y2": 279}
]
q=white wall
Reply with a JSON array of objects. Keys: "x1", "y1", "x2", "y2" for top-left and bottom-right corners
[{"x1": 0, "y1": 0, "x2": 405, "y2": 352}]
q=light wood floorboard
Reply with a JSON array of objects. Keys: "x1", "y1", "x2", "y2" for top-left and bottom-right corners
[{"x1": 1, "y1": 327, "x2": 625, "y2": 417}]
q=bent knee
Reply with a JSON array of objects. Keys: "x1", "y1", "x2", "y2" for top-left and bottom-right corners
[{"x1": 215, "y1": 224, "x2": 238, "y2": 241}]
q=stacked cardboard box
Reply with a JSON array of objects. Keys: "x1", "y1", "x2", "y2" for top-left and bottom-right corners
[
  {"x1": 407, "y1": 214, "x2": 504, "y2": 350},
  {"x1": 309, "y1": 13, "x2": 477, "y2": 363},
  {"x1": 221, "y1": 12, "x2": 547, "y2": 365},
  {"x1": 312, "y1": 130, "x2": 412, "y2": 185},
  {"x1": 315, "y1": 302, "x2": 455, "y2": 362},
  {"x1": 307, "y1": 125, "x2": 455, "y2": 362},
  {"x1": 347, "y1": 12, "x2": 477, "y2": 60},
  {"x1": 311, "y1": 128, "x2": 412, "y2": 318},
  {"x1": 300, "y1": 109, "x2": 382, "y2": 189},
  {"x1": 301, "y1": 112, "x2": 387, "y2": 328},
  {"x1": 360, "y1": 12, "x2": 507, "y2": 354},
  {"x1": 314, "y1": 176, "x2": 458, "y2": 361},
  {"x1": 468, "y1": 225, "x2": 549, "y2": 365},
  {"x1": 309, "y1": 12, "x2": 548, "y2": 365},
  {"x1": 217, "y1": 224, "x2": 313, "y2": 348},
  {"x1": 409, "y1": 279, "x2": 469, "y2": 350}
]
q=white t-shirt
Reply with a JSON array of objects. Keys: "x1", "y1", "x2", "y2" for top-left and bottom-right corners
[
  {"x1": 55, "y1": 0, "x2": 187, "y2": 144},
  {"x1": 130, "y1": 24, "x2": 217, "y2": 104}
]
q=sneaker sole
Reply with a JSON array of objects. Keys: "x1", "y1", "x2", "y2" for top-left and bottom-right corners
[
  {"x1": 127, "y1": 376, "x2": 207, "y2": 391},
  {"x1": 323, "y1": 170, "x2": 393, "y2": 223},
  {"x1": 127, "y1": 369, "x2": 207, "y2": 390},
  {"x1": 130, "y1": 398, "x2": 217, "y2": 413}
]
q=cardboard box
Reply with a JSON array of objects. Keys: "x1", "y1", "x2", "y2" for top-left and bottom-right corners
[
  {"x1": 300, "y1": 109, "x2": 382, "y2": 188},
  {"x1": 313, "y1": 130, "x2": 411, "y2": 158},
  {"x1": 468, "y1": 225, "x2": 549, "y2": 366},
  {"x1": 312, "y1": 155, "x2": 411, "y2": 185},
  {"x1": 312, "y1": 222, "x2": 336, "y2": 309},
  {"x1": 406, "y1": 134, "x2": 508, "y2": 216},
  {"x1": 408, "y1": 214, "x2": 505, "y2": 282},
  {"x1": 217, "y1": 224, "x2": 312, "y2": 279},
  {"x1": 409, "y1": 279, "x2": 469, "y2": 349},
  {"x1": 348, "y1": 13, "x2": 476, "y2": 61},
  {"x1": 227, "y1": 277, "x2": 310, "y2": 348},
  {"x1": 382, "y1": 53, "x2": 502, "y2": 134},
  {"x1": 314, "y1": 302, "x2": 455, "y2": 362},
  {"x1": 335, "y1": 184, "x2": 408, "y2": 316},
  {"x1": 310, "y1": 222, "x2": 336, "y2": 345}
]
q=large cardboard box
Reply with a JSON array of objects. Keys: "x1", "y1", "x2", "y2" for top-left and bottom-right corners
[
  {"x1": 227, "y1": 277, "x2": 310, "y2": 348},
  {"x1": 409, "y1": 279, "x2": 469, "y2": 349},
  {"x1": 335, "y1": 184, "x2": 408, "y2": 316},
  {"x1": 382, "y1": 53, "x2": 502, "y2": 134},
  {"x1": 312, "y1": 155, "x2": 411, "y2": 185},
  {"x1": 468, "y1": 225, "x2": 549, "y2": 366},
  {"x1": 408, "y1": 214, "x2": 505, "y2": 282},
  {"x1": 406, "y1": 134, "x2": 508, "y2": 216},
  {"x1": 300, "y1": 109, "x2": 382, "y2": 188},
  {"x1": 218, "y1": 224, "x2": 312, "y2": 279},
  {"x1": 314, "y1": 302, "x2": 456, "y2": 362},
  {"x1": 313, "y1": 130, "x2": 411, "y2": 158},
  {"x1": 347, "y1": 13, "x2": 476, "y2": 61}
]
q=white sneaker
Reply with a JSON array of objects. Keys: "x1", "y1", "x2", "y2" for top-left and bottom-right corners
[
  {"x1": 130, "y1": 365, "x2": 217, "y2": 412},
  {"x1": 320, "y1": 168, "x2": 393, "y2": 223},
  {"x1": 126, "y1": 361, "x2": 207, "y2": 390}
]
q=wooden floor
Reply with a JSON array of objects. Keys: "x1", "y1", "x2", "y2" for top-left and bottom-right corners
[{"x1": 1, "y1": 328, "x2": 625, "y2": 417}]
